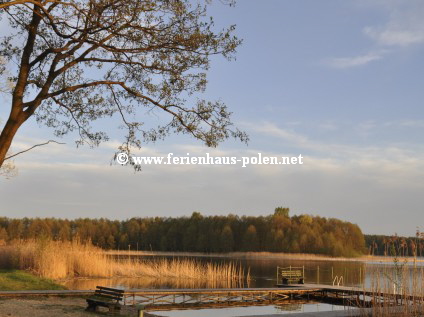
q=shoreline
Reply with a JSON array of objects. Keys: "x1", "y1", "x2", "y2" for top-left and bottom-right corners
[{"x1": 106, "y1": 250, "x2": 424, "y2": 263}]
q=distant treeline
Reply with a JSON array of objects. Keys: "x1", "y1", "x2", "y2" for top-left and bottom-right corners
[
  {"x1": 364, "y1": 234, "x2": 424, "y2": 257},
  {"x1": 0, "y1": 208, "x2": 365, "y2": 257}
]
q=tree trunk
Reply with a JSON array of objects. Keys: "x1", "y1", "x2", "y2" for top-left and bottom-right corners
[
  {"x1": 0, "y1": 110, "x2": 26, "y2": 167},
  {"x1": 0, "y1": 4, "x2": 43, "y2": 168}
]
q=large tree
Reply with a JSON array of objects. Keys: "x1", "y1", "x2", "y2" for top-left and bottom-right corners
[{"x1": 0, "y1": 0, "x2": 246, "y2": 168}]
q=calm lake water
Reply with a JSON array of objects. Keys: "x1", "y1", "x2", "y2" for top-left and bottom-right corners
[{"x1": 153, "y1": 302, "x2": 347, "y2": 317}]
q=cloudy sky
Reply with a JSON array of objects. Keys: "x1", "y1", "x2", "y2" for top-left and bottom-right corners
[{"x1": 1, "y1": 0, "x2": 424, "y2": 236}]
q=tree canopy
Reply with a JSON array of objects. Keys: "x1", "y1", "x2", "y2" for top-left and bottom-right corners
[
  {"x1": 0, "y1": 0, "x2": 246, "y2": 168},
  {"x1": 0, "y1": 211, "x2": 367, "y2": 257}
]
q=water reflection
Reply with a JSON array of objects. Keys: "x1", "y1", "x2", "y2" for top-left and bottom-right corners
[{"x1": 152, "y1": 302, "x2": 346, "y2": 317}]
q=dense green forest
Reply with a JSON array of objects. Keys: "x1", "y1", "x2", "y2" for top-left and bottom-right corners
[
  {"x1": 364, "y1": 233, "x2": 424, "y2": 257},
  {"x1": 0, "y1": 208, "x2": 365, "y2": 257}
]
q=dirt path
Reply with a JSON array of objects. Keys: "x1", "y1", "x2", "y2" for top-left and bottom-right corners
[{"x1": 0, "y1": 297, "x2": 137, "y2": 317}]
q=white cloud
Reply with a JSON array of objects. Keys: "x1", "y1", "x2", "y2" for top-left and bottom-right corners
[
  {"x1": 363, "y1": 1, "x2": 424, "y2": 47},
  {"x1": 364, "y1": 27, "x2": 424, "y2": 47},
  {"x1": 249, "y1": 121, "x2": 424, "y2": 163},
  {"x1": 317, "y1": 122, "x2": 338, "y2": 131},
  {"x1": 356, "y1": 120, "x2": 377, "y2": 137},
  {"x1": 326, "y1": 1, "x2": 424, "y2": 69},
  {"x1": 384, "y1": 120, "x2": 424, "y2": 128},
  {"x1": 251, "y1": 122, "x2": 309, "y2": 146},
  {"x1": 326, "y1": 52, "x2": 384, "y2": 69}
]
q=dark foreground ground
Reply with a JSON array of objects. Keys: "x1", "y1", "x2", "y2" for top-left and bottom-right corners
[{"x1": 0, "y1": 297, "x2": 136, "y2": 317}]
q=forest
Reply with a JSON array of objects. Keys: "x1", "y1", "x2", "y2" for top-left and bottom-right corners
[
  {"x1": 365, "y1": 233, "x2": 424, "y2": 257},
  {"x1": 0, "y1": 208, "x2": 366, "y2": 257}
]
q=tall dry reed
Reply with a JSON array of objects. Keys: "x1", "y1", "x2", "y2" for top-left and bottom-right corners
[
  {"x1": 0, "y1": 240, "x2": 248, "y2": 288},
  {"x1": 362, "y1": 260, "x2": 424, "y2": 316}
]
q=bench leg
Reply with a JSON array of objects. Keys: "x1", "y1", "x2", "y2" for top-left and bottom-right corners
[
  {"x1": 108, "y1": 305, "x2": 121, "y2": 313},
  {"x1": 86, "y1": 302, "x2": 99, "y2": 312}
]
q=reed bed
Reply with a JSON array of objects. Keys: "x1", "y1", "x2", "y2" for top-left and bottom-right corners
[
  {"x1": 0, "y1": 240, "x2": 248, "y2": 288},
  {"x1": 362, "y1": 260, "x2": 424, "y2": 316}
]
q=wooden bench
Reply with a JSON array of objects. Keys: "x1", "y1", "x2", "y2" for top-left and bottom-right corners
[
  {"x1": 281, "y1": 270, "x2": 304, "y2": 284},
  {"x1": 86, "y1": 286, "x2": 125, "y2": 313}
]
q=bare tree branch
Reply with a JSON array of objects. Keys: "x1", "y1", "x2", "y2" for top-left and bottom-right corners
[{"x1": 4, "y1": 140, "x2": 66, "y2": 160}]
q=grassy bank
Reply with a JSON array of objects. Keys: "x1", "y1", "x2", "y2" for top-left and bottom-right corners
[
  {"x1": 0, "y1": 269, "x2": 66, "y2": 291},
  {"x1": 0, "y1": 240, "x2": 247, "y2": 288}
]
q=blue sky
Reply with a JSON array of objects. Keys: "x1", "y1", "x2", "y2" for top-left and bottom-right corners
[{"x1": 1, "y1": 0, "x2": 424, "y2": 236}]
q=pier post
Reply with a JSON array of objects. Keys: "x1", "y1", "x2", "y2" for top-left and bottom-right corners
[
  {"x1": 345, "y1": 268, "x2": 347, "y2": 285},
  {"x1": 276, "y1": 266, "x2": 279, "y2": 285},
  {"x1": 317, "y1": 266, "x2": 319, "y2": 284},
  {"x1": 137, "y1": 305, "x2": 145, "y2": 317}
]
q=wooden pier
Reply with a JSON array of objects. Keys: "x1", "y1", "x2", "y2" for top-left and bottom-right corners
[
  {"x1": 121, "y1": 286, "x2": 323, "y2": 309},
  {"x1": 119, "y1": 284, "x2": 373, "y2": 309},
  {"x1": 1, "y1": 284, "x2": 423, "y2": 316},
  {"x1": 120, "y1": 284, "x2": 424, "y2": 312}
]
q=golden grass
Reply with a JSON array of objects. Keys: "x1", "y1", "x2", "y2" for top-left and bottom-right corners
[
  {"x1": 62, "y1": 275, "x2": 244, "y2": 290},
  {"x1": 0, "y1": 240, "x2": 248, "y2": 288}
]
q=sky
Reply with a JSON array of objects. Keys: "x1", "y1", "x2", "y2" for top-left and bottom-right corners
[{"x1": 1, "y1": 0, "x2": 424, "y2": 236}]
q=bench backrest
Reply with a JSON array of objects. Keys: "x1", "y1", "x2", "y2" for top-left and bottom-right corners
[
  {"x1": 94, "y1": 286, "x2": 125, "y2": 302},
  {"x1": 281, "y1": 270, "x2": 303, "y2": 278}
]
